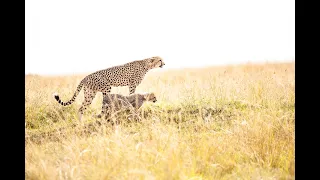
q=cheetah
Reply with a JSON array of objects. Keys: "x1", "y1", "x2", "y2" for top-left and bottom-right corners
[
  {"x1": 95, "y1": 92, "x2": 157, "y2": 120},
  {"x1": 53, "y1": 56, "x2": 165, "y2": 121}
]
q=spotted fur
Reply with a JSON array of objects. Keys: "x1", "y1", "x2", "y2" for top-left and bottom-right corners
[{"x1": 53, "y1": 56, "x2": 165, "y2": 121}]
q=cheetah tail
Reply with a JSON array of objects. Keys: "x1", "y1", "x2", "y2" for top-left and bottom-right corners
[{"x1": 53, "y1": 80, "x2": 84, "y2": 106}]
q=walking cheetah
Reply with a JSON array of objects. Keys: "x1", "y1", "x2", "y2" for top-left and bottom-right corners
[
  {"x1": 53, "y1": 56, "x2": 165, "y2": 121},
  {"x1": 95, "y1": 92, "x2": 157, "y2": 119}
]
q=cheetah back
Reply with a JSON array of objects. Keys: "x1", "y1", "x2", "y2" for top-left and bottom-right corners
[{"x1": 83, "y1": 61, "x2": 148, "y2": 92}]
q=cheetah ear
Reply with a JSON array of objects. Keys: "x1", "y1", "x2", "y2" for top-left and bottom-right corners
[
  {"x1": 149, "y1": 58, "x2": 157, "y2": 64},
  {"x1": 143, "y1": 93, "x2": 149, "y2": 100}
]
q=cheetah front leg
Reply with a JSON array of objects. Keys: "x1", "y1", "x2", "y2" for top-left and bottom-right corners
[
  {"x1": 99, "y1": 87, "x2": 111, "y2": 118},
  {"x1": 129, "y1": 84, "x2": 137, "y2": 95}
]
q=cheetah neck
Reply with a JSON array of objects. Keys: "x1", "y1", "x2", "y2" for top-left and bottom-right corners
[{"x1": 143, "y1": 64, "x2": 150, "y2": 71}]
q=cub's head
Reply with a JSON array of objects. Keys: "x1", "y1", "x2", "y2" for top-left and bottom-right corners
[
  {"x1": 144, "y1": 56, "x2": 165, "y2": 69},
  {"x1": 143, "y1": 92, "x2": 157, "y2": 103}
]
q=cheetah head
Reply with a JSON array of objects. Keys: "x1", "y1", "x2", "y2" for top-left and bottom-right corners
[
  {"x1": 145, "y1": 56, "x2": 165, "y2": 69},
  {"x1": 144, "y1": 92, "x2": 157, "y2": 103}
]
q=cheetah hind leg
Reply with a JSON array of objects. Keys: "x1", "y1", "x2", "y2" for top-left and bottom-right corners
[
  {"x1": 93, "y1": 104, "x2": 109, "y2": 119},
  {"x1": 78, "y1": 88, "x2": 96, "y2": 121},
  {"x1": 98, "y1": 90, "x2": 112, "y2": 120}
]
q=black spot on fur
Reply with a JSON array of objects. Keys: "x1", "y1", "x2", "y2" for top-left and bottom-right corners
[{"x1": 54, "y1": 95, "x2": 59, "y2": 101}]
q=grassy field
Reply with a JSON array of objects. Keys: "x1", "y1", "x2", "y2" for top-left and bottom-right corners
[{"x1": 25, "y1": 62, "x2": 295, "y2": 180}]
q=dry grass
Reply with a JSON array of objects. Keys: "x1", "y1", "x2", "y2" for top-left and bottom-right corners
[{"x1": 25, "y1": 62, "x2": 295, "y2": 180}]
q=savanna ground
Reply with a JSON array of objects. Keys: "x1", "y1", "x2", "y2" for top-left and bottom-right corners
[{"x1": 25, "y1": 62, "x2": 295, "y2": 180}]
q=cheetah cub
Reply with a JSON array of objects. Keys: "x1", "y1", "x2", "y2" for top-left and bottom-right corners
[
  {"x1": 53, "y1": 56, "x2": 165, "y2": 121},
  {"x1": 95, "y1": 92, "x2": 157, "y2": 120}
]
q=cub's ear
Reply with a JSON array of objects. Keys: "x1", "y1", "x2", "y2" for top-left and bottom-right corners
[{"x1": 143, "y1": 93, "x2": 150, "y2": 100}]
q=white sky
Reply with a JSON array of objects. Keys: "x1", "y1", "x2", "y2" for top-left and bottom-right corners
[{"x1": 25, "y1": 0, "x2": 295, "y2": 75}]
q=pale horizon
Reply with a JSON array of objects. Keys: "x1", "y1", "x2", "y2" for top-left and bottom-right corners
[{"x1": 25, "y1": 0, "x2": 295, "y2": 75}]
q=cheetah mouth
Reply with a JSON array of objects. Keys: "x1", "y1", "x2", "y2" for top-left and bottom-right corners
[{"x1": 153, "y1": 100, "x2": 157, "y2": 102}]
